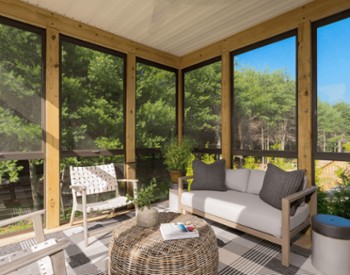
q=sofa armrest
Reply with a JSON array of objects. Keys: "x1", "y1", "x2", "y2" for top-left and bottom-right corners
[
  {"x1": 283, "y1": 186, "x2": 317, "y2": 204},
  {"x1": 280, "y1": 185, "x2": 317, "y2": 266},
  {"x1": 178, "y1": 175, "x2": 193, "y2": 212},
  {"x1": 282, "y1": 186, "x2": 317, "y2": 217}
]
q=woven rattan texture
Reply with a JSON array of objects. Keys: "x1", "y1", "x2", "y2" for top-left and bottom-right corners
[{"x1": 108, "y1": 212, "x2": 218, "y2": 275}]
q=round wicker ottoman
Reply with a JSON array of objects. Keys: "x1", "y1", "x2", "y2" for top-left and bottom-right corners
[{"x1": 108, "y1": 212, "x2": 218, "y2": 275}]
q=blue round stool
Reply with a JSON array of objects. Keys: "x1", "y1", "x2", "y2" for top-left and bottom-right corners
[{"x1": 312, "y1": 214, "x2": 350, "y2": 275}]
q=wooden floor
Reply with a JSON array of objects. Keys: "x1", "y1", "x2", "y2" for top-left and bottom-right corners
[{"x1": 294, "y1": 228, "x2": 312, "y2": 249}]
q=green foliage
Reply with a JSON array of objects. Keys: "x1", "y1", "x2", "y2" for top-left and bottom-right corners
[
  {"x1": 61, "y1": 41, "x2": 124, "y2": 151},
  {"x1": 162, "y1": 137, "x2": 194, "y2": 171},
  {"x1": 136, "y1": 63, "x2": 176, "y2": 149},
  {"x1": 0, "y1": 160, "x2": 23, "y2": 183},
  {"x1": 316, "y1": 186, "x2": 329, "y2": 215},
  {"x1": 266, "y1": 145, "x2": 295, "y2": 170},
  {"x1": 318, "y1": 100, "x2": 350, "y2": 153},
  {"x1": 126, "y1": 178, "x2": 158, "y2": 210},
  {"x1": 242, "y1": 156, "x2": 259, "y2": 169},
  {"x1": 317, "y1": 168, "x2": 350, "y2": 219},
  {"x1": 234, "y1": 68, "x2": 296, "y2": 151},
  {"x1": 184, "y1": 61, "x2": 222, "y2": 148}
]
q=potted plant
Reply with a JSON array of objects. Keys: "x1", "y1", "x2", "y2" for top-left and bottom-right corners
[
  {"x1": 126, "y1": 178, "x2": 159, "y2": 227},
  {"x1": 162, "y1": 137, "x2": 194, "y2": 183}
]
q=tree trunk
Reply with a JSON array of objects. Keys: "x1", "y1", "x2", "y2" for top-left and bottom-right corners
[
  {"x1": 29, "y1": 160, "x2": 40, "y2": 210},
  {"x1": 238, "y1": 117, "x2": 243, "y2": 150}
]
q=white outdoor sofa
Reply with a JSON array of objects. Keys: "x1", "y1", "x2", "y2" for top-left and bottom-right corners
[{"x1": 177, "y1": 167, "x2": 317, "y2": 267}]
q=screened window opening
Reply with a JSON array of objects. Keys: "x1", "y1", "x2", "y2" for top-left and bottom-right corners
[
  {"x1": 0, "y1": 17, "x2": 45, "y2": 224},
  {"x1": 135, "y1": 59, "x2": 177, "y2": 200},
  {"x1": 0, "y1": 19, "x2": 44, "y2": 154},
  {"x1": 313, "y1": 11, "x2": 350, "y2": 219},
  {"x1": 315, "y1": 15, "x2": 350, "y2": 154},
  {"x1": 183, "y1": 58, "x2": 222, "y2": 152},
  {"x1": 136, "y1": 60, "x2": 177, "y2": 150},
  {"x1": 232, "y1": 32, "x2": 297, "y2": 168},
  {"x1": 60, "y1": 36, "x2": 125, "y2": 154}
]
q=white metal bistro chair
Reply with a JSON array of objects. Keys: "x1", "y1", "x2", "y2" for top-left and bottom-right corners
[
  {"x1": 69, "y1": 163, "x2": 138, "y2": 246},
  {"x1": 0, "y1": 209, "x2": 70, "y2": 275}
]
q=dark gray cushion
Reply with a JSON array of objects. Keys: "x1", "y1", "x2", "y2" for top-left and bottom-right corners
[
  {"x1": 259, "y1": 163, "x2": 305, "y2": 215},
  {"x1": 191, "y1": 159, "x2": 227, "y2": 191}
]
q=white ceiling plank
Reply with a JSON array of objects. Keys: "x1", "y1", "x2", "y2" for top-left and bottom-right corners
[{"x1": 20, "y1": 0, "x2": 314, "y2": 56}]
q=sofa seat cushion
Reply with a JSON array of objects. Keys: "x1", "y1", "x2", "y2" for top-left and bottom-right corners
[{"x1": 181, "y1": 190, "x2": 309, "y2": 237}]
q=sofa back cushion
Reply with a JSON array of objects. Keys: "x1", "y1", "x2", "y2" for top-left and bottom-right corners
[
  {"x1": 225, "y1": 169, "x2": 250, "y2": 192},
  {"x1": 191, "y1": 159, "x2": 227, "y2": 191},
  {"x1": 259, "y1": 163, "x2": 305, "y2": 215},
  {"x1": 246, "y1": 169, "x2": 266, "y2": 194}
]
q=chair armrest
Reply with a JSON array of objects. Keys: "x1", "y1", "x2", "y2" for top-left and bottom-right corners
[
  {"x1": 118, "y1": 179, "x2": 138, "y2": 190},
  {"x1": 0, "y1": 209, "x2": 45, "y2": 227},
  {"x1": 0, "y1": 238, "x2": 70, "y2": 274},
  {"x1": 0, "y1": 209, "x2": 46, "y2": 243},
  {"x1": 118, "y1": 179, "x2": 138, "y2": 193},
  {"x1": 70, "y1": 184, "x2": 86, "y2": 192}
]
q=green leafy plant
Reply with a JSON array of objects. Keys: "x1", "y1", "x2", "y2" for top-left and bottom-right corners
[
  {"x1": 162, "y1": 137, "x2": 194, "y2": 172},
  {"x1": 0, "y1": 160, "x2": 23, "y2": 184},
  {"x1": 126, "y1": 178, "x2": 158, "y2": 210},
  {"x1": 316, "y1": 167, "x2": 350, "y2": 219}
]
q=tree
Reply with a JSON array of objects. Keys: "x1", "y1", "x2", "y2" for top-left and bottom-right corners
[
  {"x1": 233, "y1": 67, "x2": 296, "y2": 153},
  {"x1": 61, "y1": 42, "x2": 125, "y2": 152},
  {"x1": 0, "y1": 23, "x2": 43, "y2": 209},
  {"x1": 136, "y1": 63, "x2": 176, "y2": 148},
  {"x1": 184, "y1": 61, "x2": 222, "y2": 149}
]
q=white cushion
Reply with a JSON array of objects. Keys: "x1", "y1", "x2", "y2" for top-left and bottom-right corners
[
  {"x1": 246, "y1": 169, "x2": 265, "y2": 194},
  {"x1": 181, "y1": 190, "x2": 309, "y2": 237},
  {"x1": 299, "y1": 176, "x2": 308, "y2": 206},
  {"x1": 225, "y1": 169, "x2": 250, "y2": 192}
]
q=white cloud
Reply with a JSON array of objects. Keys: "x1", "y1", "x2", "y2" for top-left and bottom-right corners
[{"x1": 318, "y1": 83, "x2": 348, "y2": 105}]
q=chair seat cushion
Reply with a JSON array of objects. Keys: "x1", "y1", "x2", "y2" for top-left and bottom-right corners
[{"x1": 86, "y1": 196, "x2": 128, "y2": 213}]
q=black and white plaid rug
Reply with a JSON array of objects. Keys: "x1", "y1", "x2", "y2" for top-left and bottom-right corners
[{"x1": 1, "y1": 207, "x2": 323, "y2": 275}]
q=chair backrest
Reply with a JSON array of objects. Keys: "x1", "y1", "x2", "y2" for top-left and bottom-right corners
[{"x1": 70, "y1": 163, "x2": 120, "y2": 196}]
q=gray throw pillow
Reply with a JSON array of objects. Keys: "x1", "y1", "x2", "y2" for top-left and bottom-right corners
[
  {"x1": 191, "y1": 159, "x2": 227, "y2": 191},
  {"x1": 259, "y1": 163, "x2": 305, "y2": 216}
]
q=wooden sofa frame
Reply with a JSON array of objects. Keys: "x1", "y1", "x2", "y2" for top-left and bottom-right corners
[{"x1": 177, "y1": 175, "x2": 317, "y2": 267}]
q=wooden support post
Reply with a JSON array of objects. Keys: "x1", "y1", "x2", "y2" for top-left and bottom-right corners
[
  {"x1": 298, "y1": 21, "x2": 313, "y2": 187},
  {"x1": 45, "y1": 28, "x2": 60, "y2": 228},
  {"x1": 125, "y1": 53, "x2": 136, "y2": 193},
  {"x1": 221, "y1": 52, "x2": 232, "y2": 168},
  {"x1": 177, "y1": 69, "x2": 183, "y2": 142}
]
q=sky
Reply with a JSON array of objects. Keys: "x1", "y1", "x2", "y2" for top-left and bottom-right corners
[{"x1": 234, "y1": 16, "x2": 350, "y2": 105}]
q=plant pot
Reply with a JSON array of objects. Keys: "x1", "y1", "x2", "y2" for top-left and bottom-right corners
[
  {"x1": 169, "y1": 170, "x2": 185, "y2": 183},
  {"x1": 136, "y1": 206, "x2": 159, "y2": 227}
]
